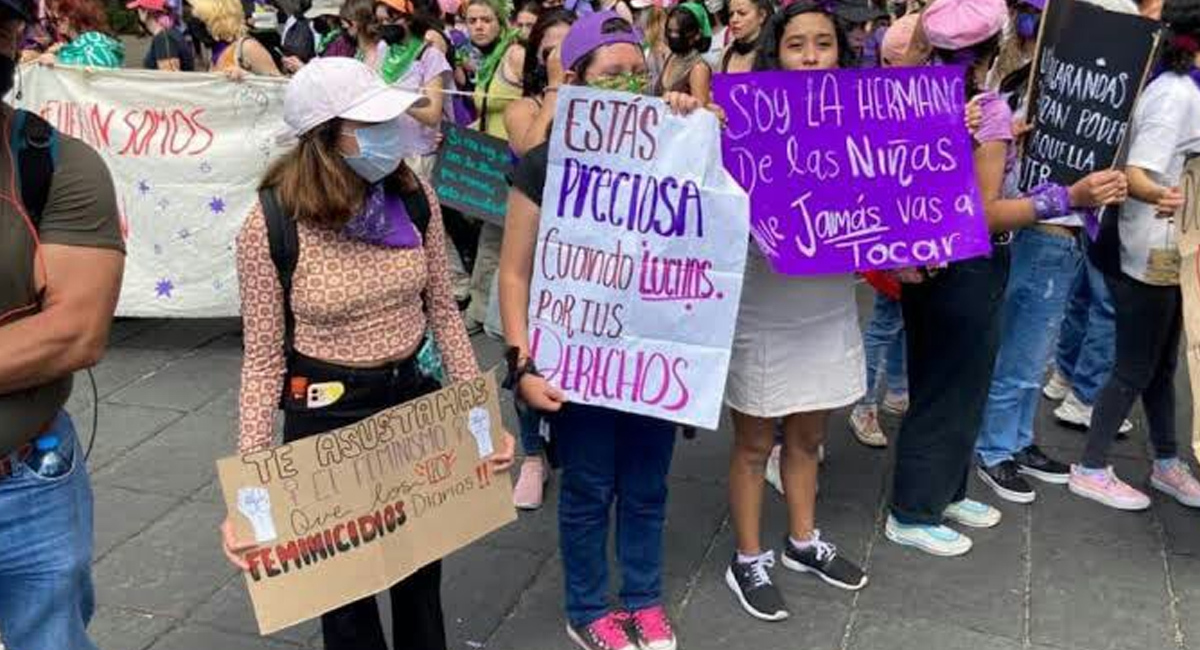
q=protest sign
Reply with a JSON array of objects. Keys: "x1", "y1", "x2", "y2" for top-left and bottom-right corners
[
  {"x1": 433, "y1": 122, "x2": 511, "y2": 226},
  {"x1": 1018, "y1": 0, "x2": 1160, "y2": 192},
  {"x1": 714, "y1": 67, "x2": 990, "y2": 276},
  {"x1": 216, "y1": 373, "x2": 516, "y2": 634},
  {"x1": 14, "y1": 65, "x2": 289, "y2": 317},
  {"x1": 528, "y1": 86, "x2": 750, "y2": 430}
]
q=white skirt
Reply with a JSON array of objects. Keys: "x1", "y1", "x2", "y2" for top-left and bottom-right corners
[{"x1": 725, "y1": 248, "x2": 866, "y2": 418}]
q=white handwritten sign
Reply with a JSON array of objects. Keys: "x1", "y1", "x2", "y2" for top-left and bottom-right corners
[{"x1": 528, "y1": 86, "x2": 750, "y2": 429}]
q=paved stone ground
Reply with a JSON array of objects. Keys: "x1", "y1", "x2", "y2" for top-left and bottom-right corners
[{"x1": 59, "y1": 304, "x2": 1200, "y2": 650}]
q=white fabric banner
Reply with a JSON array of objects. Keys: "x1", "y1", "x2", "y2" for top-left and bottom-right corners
[
  {"x1": 529, "y1": 86, "x2": 750, "y2": 429},
  {"x1": 14, "y1": 65, "x2": 288, "y2": 317}
]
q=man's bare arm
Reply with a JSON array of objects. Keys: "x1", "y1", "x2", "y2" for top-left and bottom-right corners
[{"x1": 0, "y1": 244, "x2": 124, "y2": 394}]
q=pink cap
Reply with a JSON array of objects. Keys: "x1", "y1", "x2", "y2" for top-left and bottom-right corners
[
  {"x1": 881, "y1": 13, "x2": 930, "y2": 66},
  {"x1": 920, "y1": 0, "x2": 1007, "y2": 51},
  {"x1": 126, "y1": 0, "x2": 166, "y2": 11}
]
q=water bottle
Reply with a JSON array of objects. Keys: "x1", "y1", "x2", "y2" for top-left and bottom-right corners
[{"x1": 28, "y1": 434, "x2": 71, "y2": 479}]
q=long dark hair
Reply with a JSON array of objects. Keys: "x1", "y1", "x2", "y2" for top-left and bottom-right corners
[
  {"x1": 667, "y1": 3, "x2": 713, "y2": 54},
  {"x1": 523, "y1": 9, "x2": 576, "y2": 96},
  {"x1": 754, "y1": 1, "x2": 854, "y2": 71},
  {"x1": 1161, "y1": 1, "x2": 1200, "y2": 74}
]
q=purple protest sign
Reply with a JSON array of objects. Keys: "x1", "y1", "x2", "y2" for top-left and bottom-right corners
[{"x1": 713, "y1": 67, "x2": 991, "y2": 275}]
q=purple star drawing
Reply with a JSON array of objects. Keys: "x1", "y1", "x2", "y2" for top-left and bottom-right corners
[
  {"x1": 155, "y1": 278, "x2": 174, "y2": 298},
  {"x1": 136, "y1": 179, "x2": 150, "y2": 195},
  {"x1": 209, "y1": 197, "x2": 226, "y2": 214}
]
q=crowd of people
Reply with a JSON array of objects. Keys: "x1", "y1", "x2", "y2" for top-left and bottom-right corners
[{"x1": 1, "y1": 0, "x2": 1198, "y2": 648}]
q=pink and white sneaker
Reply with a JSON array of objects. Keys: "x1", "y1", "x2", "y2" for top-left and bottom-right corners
[
  {"x1": 567, "y1": 613, "x2": 638, "y2": 650},
  {"x1": 1068, "y1": 465, "x2": 1150, "y2": 511},
  {"x1": 628, "y1": 606, "x2": 678, "y2": 650},
  {"x1": 512, "y1": 456, "x2": 547, "y2": 510},
  {"x1": 1151, "y1": 459, "x2": 1200, "y2": 508}
]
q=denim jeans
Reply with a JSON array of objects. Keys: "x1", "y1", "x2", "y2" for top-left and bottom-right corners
[
  {"x1": 891, "y1": 250, "x2": 1010, "y2": 525},
  {"x1": 1082, "y1": 272, "x2": 1181, "y2": 468},
  {"x1": 552, "y1": 403, "x2": 676, "y2": 627},
  {"x1": 0, "y1": 411, "x2": 99, "y2": 650},
  {"x1": 977, "y1": 229, "x2": 1082, "y2": 467},
  {"x1": 861, "y1": 291, "x2": 907, "y2": 404},
  {"x1": 1055, "y1": 247, "x2": 1117, "y2": 405},
  {"x1": 516, "y1": 401, "x2": 545, "y2": 456}
]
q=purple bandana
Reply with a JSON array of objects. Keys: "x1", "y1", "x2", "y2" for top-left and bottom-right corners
[{"x1": 342, "y1": 183, "x2": 422, "y2": 248}]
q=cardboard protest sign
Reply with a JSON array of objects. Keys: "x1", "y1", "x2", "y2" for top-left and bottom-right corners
[
  {"x1": 1018, "y1": 0, "x2": 1160, "y2": 192},
  {"x1": 714, "y1": 67, "x2": 990, "y2": 276},
  {"x1": 216, "y1": 374, "x2": 516, "y2": 634},
  {"x1": 528, "y1": 86, "x2": 750, "y2": 430},
  {"x1": 433, "y1": 122, "x2": 512, "y2": 226},
  {"x1": 13, "y1": 65, "x2": 289, "y2": 317}
]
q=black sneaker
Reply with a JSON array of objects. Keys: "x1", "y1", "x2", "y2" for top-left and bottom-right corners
[
  {"x1": 780, "y1": 532, "x2": 868, "y2": 591},
  {"x1": 724, "y1": 552, "x2": 789, "y2": 622},
  {"x1": 977, "y1": 460, "x2": 1036, "y2": 504},
  {"x1": 1013, "y1": 445, "x2": 1070, "y2": 485}
]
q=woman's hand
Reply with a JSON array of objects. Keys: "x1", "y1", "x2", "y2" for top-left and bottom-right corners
[
  {"x1": 662, "y1": 91, "x2": 702, "y2": 116},
  {"x1": 1156, "y1": 186, "x2": 1185, "y2": 216},
  {"x1": 281, "y1": 56, "x2": 303, "y2": 74},
  {"x1": 35, "y1": 51, "x2": 55, "y2": 67},
  {"x1": 964, "y1": 95, "x2": 982, "y2": 135},
  {"x1": 518, "y1": 373, "x2": 565, "y2": 413},
  {"x1": 224, "y1": 67, "x2": 247, "y2": 82},
  {"x1": 546, "y1": 45, "x2": 564, "y2": 90},
  {"x1": 220, "y1": 517, "x2": 258, "y2": 571},
  {"x1": 486, "y1": 431, "x2": 517, "y2": 474},
  {"x1": 1069, "y1": 169, "x2": 1127, "y2": 208}
]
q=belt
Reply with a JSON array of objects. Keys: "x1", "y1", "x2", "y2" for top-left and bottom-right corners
[
  {"x1": 0, "y1": 443, "x2": 34, "y2": 481},
  {"x1": 1032, "y1": 223, "x2": 1078, "y2": 239}
]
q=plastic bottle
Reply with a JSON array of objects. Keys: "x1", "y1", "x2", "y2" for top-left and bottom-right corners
[{"x1": 28, "y1": 434, "x2": 70, "y2": 479}]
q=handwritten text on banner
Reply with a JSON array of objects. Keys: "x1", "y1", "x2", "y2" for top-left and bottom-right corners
[
  {"x1": 15, "y1": 65, "x2": 289, "y2": 317},
  {"x1": 529, "y1": 86, "x2": 750, "y2": 429},
  {"x1": 714, "y1": 67, "x2": 990, "y2": 275}
]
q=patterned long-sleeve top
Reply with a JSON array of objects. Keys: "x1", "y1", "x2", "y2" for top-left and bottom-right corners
[{"x1": 235, "y1": 181, "x2": 478, "y2": 453}]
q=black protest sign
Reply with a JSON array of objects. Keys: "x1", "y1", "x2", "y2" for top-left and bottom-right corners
[
  {"x1": 433, "y1": 122, "x2": 512, "y2": 226},
  {"x1": 1019, "y1": 0, "x2": 1160, "y2": 192}
]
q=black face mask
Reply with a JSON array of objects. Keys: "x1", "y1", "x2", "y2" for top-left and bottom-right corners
[
  {"x1": 379, "y1": 23, "x2": 408, "y2": 44},
  {"x1": 0, "y1": 54, "x2": 14, "y2": 99},
  {"x1": 731, "y1": 36, "x2": 756, "y2": 55},
  {"x1": 666, "y1": 34, "x2": 691, "y2": 54}
]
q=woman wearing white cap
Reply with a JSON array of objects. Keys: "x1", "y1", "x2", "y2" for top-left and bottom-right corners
[{"x1": 220, "y1": 57, "x2": 514, "y2": 650}]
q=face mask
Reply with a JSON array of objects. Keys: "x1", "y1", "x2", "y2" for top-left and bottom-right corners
[
  {"x1": 379, "y1": 23, "x2": 408, "y2": 44},
  {"x1": 1015, "y1": 12, "x2": 1039, "y2": 40},
  {"x1": 666, "y1": 34, "x2": 692, "y2": 54},
  {"x1": 588, "y1": 72, "x2": 650, "y2": 95},
  {"x1": 0, "y1": 54, "x2": 14, "y2": 99},
  {"x1": 342, "y1": 120, "x2": 406, "y2": 183}
]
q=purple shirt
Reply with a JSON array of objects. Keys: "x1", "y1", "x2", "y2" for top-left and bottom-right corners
[{"x1": 395, "y1": 46, "x2": 454, "y2": 156}]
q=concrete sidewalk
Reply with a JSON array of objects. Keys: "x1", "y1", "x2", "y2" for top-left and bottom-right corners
[{"x1": 63, "y1": 314, "x2": 1198, "y2": 650}]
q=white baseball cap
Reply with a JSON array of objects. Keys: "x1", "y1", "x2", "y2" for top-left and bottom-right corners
[{"x1": 280, "y1": 58, "x2": 429, "y2": 141}]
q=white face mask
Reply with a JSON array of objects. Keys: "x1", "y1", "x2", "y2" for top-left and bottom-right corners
[{"x1": 341, "y1": 119, "x2": 406, "y2": 183}]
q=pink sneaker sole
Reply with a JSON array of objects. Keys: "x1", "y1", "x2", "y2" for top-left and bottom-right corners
[{"x1": 1151, "y1": 475, "x2": 1200, "y2": 508}]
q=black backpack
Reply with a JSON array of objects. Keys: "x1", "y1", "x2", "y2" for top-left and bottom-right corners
[
  {"x1": 257, "y1": 183, "x2": 433, "y2": 404},
  {"x1": 11, "y1": 109, "x2": 58, "y2": 228}
]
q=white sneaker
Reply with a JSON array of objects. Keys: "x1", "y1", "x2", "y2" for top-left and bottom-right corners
[
  {"x1": 885, "y1": 514, "x2": 972, "y2": 557},
  {"x1": 765, "y1": 444, "x2": 784, "y2": 495},
  {"x1": 1055, "y1": 393, "x2": 1134, "y2": 434},
  {"x1": 849, "y1": 405, "x2": 888, "y2": 448},
  {"x1": 1043, "y1": 369, "x2": 1072, "y2": 401},
  {"x1": 881, "y1": 391, "x2": 910, "y2": 415},
  {"x1": 943, "y1": 499, "x2": 1002, "y2": 528}
]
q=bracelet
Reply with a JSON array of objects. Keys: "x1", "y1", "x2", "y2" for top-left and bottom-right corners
[
  {"x1": 503, "y1": 346, "x2": 541, "y2": 390},
  {"x1": 1029, "y1": 183, "x2": 1071, "y2": 221}
]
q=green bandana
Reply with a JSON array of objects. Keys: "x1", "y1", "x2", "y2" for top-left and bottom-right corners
[
  {"x1": 589, "y1": 72, "x2": 651, "y2": 95},
  {"x1": 679, "y1": 2, "x2": 712, "y2": 38},
  {"x1": 473, "y1": 29, "x2": 516, "y2": 92},
  {"x1": 365, "y1": 38, "x2": 424, "y2": 84},
  {"x1": 316, "y1": 28, "x2": 343, "y2": 55}
]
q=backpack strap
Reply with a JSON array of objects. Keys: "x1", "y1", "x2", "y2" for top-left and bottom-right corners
[
  {"x1": 259, "y1": 187, "x2": 299, "y2": 407},
  {"x1": 11, "y1": 109, "x2": 58, "y2": 228}
]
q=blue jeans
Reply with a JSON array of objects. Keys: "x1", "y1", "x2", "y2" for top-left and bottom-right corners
[
  {"x1": 552, "y1": 404, "x2": 676, "y2": 627},
  {"x1": 977, "y1": 229, "x2": 1082, "y2": 467},
  {"x1": 516, "y1": 401, "x2": 545, "y2": 456},
  {"x1": 0, "y1": 411, "x2": 98, "y2": 650},
  {"x1": 861, "y1": 292, "x2": 907, "y2": 403},
  {"x1": 1056, "y1": 247, "x2": 1117, "y2": 405}
]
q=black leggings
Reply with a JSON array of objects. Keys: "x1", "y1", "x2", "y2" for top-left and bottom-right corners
[
  {"x1": 1082, "y1": 272, "x2": 1181, "y2": 469},
  {"x1": 283, "y1": 353, "x2": 446, "y2": 650}
]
